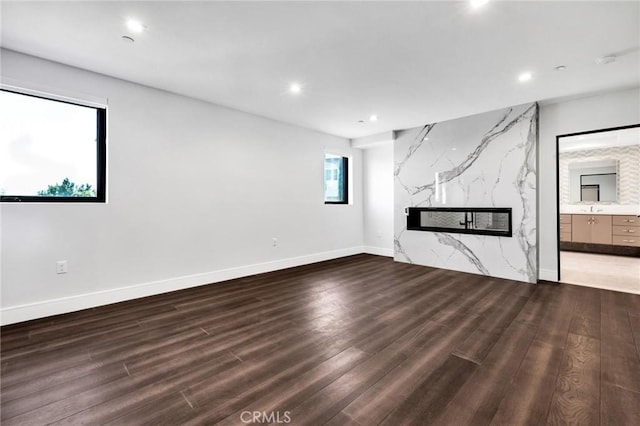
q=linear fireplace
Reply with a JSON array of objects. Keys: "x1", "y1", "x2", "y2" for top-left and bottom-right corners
[{"x1": 406, "y1": 207, "x2": 512, "y2": 237}]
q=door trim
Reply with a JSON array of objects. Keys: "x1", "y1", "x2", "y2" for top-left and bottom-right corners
[{"x1": 555, "y1": 123, "x2": 640, "y2": 282}]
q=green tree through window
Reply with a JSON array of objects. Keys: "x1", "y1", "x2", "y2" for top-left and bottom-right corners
[{"x1": 37, "y1": 178, "x2": 96, "y2": 197}]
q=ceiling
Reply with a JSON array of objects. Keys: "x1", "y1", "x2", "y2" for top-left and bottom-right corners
[{"x1": 1, "y1": 1, "x2": 639, "y2": 139}]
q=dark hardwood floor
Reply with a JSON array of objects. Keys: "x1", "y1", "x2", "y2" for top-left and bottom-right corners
[{"x1": 1, "y1": 254, "x2": 639, "y2": 425}]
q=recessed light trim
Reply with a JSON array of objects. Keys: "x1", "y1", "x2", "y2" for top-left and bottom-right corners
[
  {"x1": 470, "y1": 0, "x2": 490, "y2": 9},
  {"x1": 121, "y1": 35, "x2": 135, "y2": 43},
  {"x1": 518, "y1": 72, "x2": 533, "y2": 82},
  {"x1": 554, "y1": 65, "x2": 567, "y2": 71},
  {"x1": 289, "y1": 83, "x2": 302, "y2": 94},
  {"x1": 126, "y1": 19, "x2": 145, "y2": 34}
]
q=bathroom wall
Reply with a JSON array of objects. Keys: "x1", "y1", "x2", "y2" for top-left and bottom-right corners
[
  {"x1": 394, "y1": 103, "x2": 538, "y2": 283},
  {"x1": 559, "y1": 145, "x2": 640, "y2": 206}
]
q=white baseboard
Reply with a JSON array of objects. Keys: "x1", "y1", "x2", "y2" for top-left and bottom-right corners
[
  {"x1": 362, "y1": 246, "x2": 394, "y2": 257},
  {"x1": 0, "y1": 246, "x2": 364, "y2": 326},
  {"x1": 538, "y1": 268, "x2": 558, "y2": 282}
]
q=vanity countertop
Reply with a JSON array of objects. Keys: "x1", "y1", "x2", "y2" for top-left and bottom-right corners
[{"x1": 560, "y1": 205, "x2": 640, "y2": 216}]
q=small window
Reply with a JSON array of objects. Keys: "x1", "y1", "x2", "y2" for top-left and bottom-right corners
[
  {"x1": 0, "y1": 89, "x2": 106, "y2": 202},
  {"x1": 324, "y1": 154, "x2": 348, "y2": 204}
]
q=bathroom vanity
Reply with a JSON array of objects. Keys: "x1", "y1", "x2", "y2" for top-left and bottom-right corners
[{"x1": 560, "y1": 213, "x2": 640, "y2": 256}]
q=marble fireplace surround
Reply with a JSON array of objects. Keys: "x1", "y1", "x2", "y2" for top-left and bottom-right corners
[{"x1": 394, "y1": 103, "x2": 538, "y2": 283}]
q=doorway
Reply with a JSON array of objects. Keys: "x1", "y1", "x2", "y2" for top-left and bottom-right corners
[{"x1": 556, "y1": 124, "x2": 640, "y2": 294}]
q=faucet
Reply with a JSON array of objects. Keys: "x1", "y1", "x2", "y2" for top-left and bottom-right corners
[
  {"x1": 458, "y1": 212, "x2": 474, "y2": 229},
  {"x1": 590, "y1": 205, "x2": 594, "y2": 213}
]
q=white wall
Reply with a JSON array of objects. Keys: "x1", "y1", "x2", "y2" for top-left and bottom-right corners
[
  {"x1": 0, "y1": 49, "x2": 363, "y2": 324},
  {"x1": 362, "y1": 143, "x2": 394, "y2": 256},
  {"x1": 538, "y1": 87, "x2": 640, "y2": 281}
]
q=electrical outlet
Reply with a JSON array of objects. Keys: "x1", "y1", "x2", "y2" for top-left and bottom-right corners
[
  {"x1": 272, "y1": 237, "x2": 278, "y2": 247},
  {"x1": 56, "y1": 260, "x2": 68, "y2": 274}
]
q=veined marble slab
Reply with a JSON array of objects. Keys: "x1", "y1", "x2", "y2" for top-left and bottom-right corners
[{"x1": 394, "y1": 103, "x2": 538, "y2": 283}]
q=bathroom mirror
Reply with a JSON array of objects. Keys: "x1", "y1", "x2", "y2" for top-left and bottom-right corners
[
  {"x1": 558, "y1": 126, "x2": 640, "y2": 205},
  {"x1": 567, "y1": 159, "x2": 618, "y2": 202}
]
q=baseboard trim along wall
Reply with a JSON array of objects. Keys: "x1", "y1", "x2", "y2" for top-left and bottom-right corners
[
  {"x1": 362, "y1": 246, "x2": 394, "y2": 257},
  {"x1": 1, "y1": 246, "x2": 366, "y2": 326}
]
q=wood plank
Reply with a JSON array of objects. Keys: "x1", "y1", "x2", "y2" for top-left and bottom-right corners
[
  {"x1": 600, "y1": 383, "x2": 640, "y2": 426},
  {"x1": 103, "y1": 392, "x2": 193, "y2": 425},
  {"x1": 432, "y1": 321, "x2": 538, "y2": 425},
  {"x1": 280, "y1": 343, "x2": 407, "y2": 425},
  {"x1": 0, "y1": 359, "x2": 128, "y2": 407},
  {"x1": 123, "y1": 320, "x2": 293, "y2": 375},
  {"x1": 533, "y1": 283, "x2": 579, "y2": 348},
  {"x1": 1, "y1": 347, "x2": 93, "y2": 389},
  {"x1": 546, "y1": 333, "x2": 600, "y2": 426},
  {"x1": 198, "y1": 347, "x2": 368, "y2": 426},
  {"x1": 31, "y1": 353, "x2": 240, "y2": 426},
  {"x1": 629, "y1": 313, "x2": 640, "y2": 360},
  {"x1": 601, "y1": 291, "x2": 640, "y2": 392},
  {"x1": 568, "y1": 286, "x2": 601, "y2": 339},
  {"x1": 423, "y1": 274, "x2": 495, "y2": 326},
  {"x1": 323, "y1": 411, "x2": 362, "y2": 426},
  {"x1": 490, "y1": 339, "x2": 564, "y2": 425},
  {"x1": 452, "y1": 294, "x2": 529, "y2": 364},
  {"x1": 513, "y1": 281, "x2": 557, "y2": 325},
  {"x1": 340, "y1": 312, "x2": 484, "y2": 425},
  {"x1": 379, "y1": 355, "x2": 477, "y2": 425}
]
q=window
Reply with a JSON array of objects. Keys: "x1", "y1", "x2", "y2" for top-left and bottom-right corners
[
  {"x1": 0, "y1": 89, "x2": 106, "y2": 202},
  {"x1": 324, "y1": 154, "x2": 348, "y2": 204}
]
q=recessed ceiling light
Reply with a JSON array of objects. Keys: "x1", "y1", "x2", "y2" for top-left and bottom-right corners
[
  {"x1": 554, "y1": 65, "x2": 567, "y2": 71},
  {"x1": 126, "y1": 19, "x2": 145, "y2": 34},
  {"x1": 289, "y1": 83, "x2": 302, "y2": 94},
  {"x1": 470, "y1": 0, "x2": 490, "y2": 9},
  {"x1": 423, "y1": 137, "x2": 429, "y2": 141},
  {"x1": 518, "y1": 72, "x2": 533, "y2": 82},
  {"x1": 121, "y1": 35, "x2": 135, "y2": 43},
  {"x1": 369, "y1": 115, "x2": 378, "y2": 122},
  {"x1": 451, "y1": 147, "x2": 457, "y2": 151}
]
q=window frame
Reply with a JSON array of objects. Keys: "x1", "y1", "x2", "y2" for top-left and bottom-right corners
[
  {"x1": 323, "y1": 154, "x2": 349, "y2": 205},
  {"x1": 0, "y1": 88, "x2": 107, "y2": 203}
]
